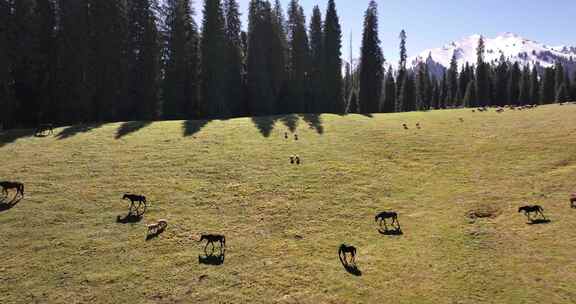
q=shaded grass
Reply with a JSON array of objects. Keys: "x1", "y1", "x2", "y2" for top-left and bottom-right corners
[{"x1": 1, "y1": 104, "x2": 576, "y2": 303}]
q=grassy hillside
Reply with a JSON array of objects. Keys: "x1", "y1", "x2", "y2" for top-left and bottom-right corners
[{"x1": 1, "y1": 105, "x2": 576, "y2": 304}]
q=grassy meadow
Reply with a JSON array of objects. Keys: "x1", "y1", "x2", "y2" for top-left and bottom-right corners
[{"x1": 1, "y1": 104, "x2": 576, "y2": 303}]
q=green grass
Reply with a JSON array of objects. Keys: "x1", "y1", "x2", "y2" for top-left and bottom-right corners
[{"x1": 2, "y1": 104, "x2": 576, "y2": 303}]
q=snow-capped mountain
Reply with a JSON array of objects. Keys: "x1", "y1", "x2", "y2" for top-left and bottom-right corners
[{"x1": 409, "y1": 33, "x2": 576, "y2": 76}]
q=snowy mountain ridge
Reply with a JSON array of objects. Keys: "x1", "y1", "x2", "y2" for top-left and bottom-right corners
[{"x1": 409, "y1": 33, "x2": 576, "y2": 75}]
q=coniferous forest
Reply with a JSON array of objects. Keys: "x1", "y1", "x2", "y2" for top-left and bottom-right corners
[{"x1": 1, "y1": 0, "x2": 575, "y2": 129}]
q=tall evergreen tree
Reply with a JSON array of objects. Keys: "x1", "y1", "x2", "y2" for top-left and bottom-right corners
[
  {"x1": 540, "y1": 67, "x2": 556, "y2": 104},
  {"x1": 475, "y1": 35, "x2": 491, "y2": 106},
  {"x1": 127, "y1": 0, "x2": 161, "y2": 120},
  {"x1": 287, "y1": 0, "x2": 310, "y2": 113},
  {"x1": 399, "y1": 72, "x2": 416, "y2": 111},
  {"x1": 446, "y1": 51, "x2": 459, "y2": 106},
  {"x1": 507, "y1": 62, "x2": 521, "y2": 105},
  {"x1": 224, "y1": 0, "x2": 244, "y2": 116},
  {"x1": 0, "y1": 0, "x2": 15, "y2": 128},
  {"x1": 396, "y1": 29, "x2": 407, "y2": 104},
  {"x1": 359, "y1": 1, "x2": 383, "y2": 113},
  {"x1": 493, "y1": 57, "x2": 509, "y2": 106},
  {"x1": 415, "y1": 63, "x2": 431, "y2": 110},
  {"x1": 247, "y1": 0, "x2": 279, "y2": 114},
  {"x1": 201, "y1": 0, "x2": 228, "y2": 117},
  {"x1": 518, "y1": 65, "x2": 531, "y2": 105},
  {"x1": 382, "y1": 68, "x2": 396, "y2": 113},
  {"x1": 571, "y1": 70, "x2": 576, "y2": 101},
  {"x1": 162, "y1": 0, "x2": 199, "y2": 119},
  {"x1": 530, "y1": 65, "x2": 540, "y2": 104},
  {"x1": 322, "y1": 0, "x2": 343, "y2": 113},
  {"x1": 308, "y1": 6, "x2": 323, "y2": 113},
  {"x1": 88, "y1": 0, "x2": 130, "y2": 122}
]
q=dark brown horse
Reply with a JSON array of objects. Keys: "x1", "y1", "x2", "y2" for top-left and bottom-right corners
[
  {"x1": 1, "y1": 181, "x2": 24, "y2": 198},
  {"x1": 199, "y1": 234, "x2": 226, "y2": 252},
  {"x1": 518, "y1": 205, "x2": 546, "y2": 220},
  {"x1": 122, "y1": 194, "x2": 147, "y2": 213},
  {"x1": 338, "y1": 244, "x2": 357, "y2": 265},
  {"x1": 571, "y1": 193, "x2": 576, "y2": 208}
]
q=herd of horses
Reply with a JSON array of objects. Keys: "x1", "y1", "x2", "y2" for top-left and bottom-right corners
[{"x1": 2, "y1": 104, "x2": 575, "y2": 275}]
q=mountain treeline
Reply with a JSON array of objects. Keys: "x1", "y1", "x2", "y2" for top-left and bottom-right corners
[{"x1": 1, "y1": 0, "x2": 575, "y2": 129}]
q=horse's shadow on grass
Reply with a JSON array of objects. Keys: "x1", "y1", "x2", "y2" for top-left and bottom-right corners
[
  {"x1": 0, "y1": 195, "x2": 22, "y2": 212},
  {"x1": 116, "y1": 213, "x2": 143, "y2": 224},
  {"x1": 199, "y1": 248, "x2": 225, "y2": 266},
  {"x1": 378, "y1": 227, "x2": 404, "y2": 236},
  {"x1": 338, "y1": 255, "x2": 362, "y2": 276},
  {"x1": 145, "y1": 229, "x2": 165, "y2": 241},
  {"x1": 527, "y1": 219, "x2": 552, "y2": 225}
]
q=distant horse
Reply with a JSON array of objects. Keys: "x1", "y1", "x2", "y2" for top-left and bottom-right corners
[
  {"x1": 1, "y1": 181, "x2": 24, "y2": 199},
  {"x1": 199, "y1": 234, "x2": 226, "y2": 252},
  {"x1": 35, "y1": 124, "x2": 54, "y2": 136},
  {"x1": 518, "y1": 205, "x2": 546, "y2": 220},
  {"x1": 122, "y1": 194, "x2": 147, "y2": 213},
  {"x1": 338, "y1": 244, "x2": 357, "y2": 265},
  {"x1": 570, "y1": 194, "x2": 576, "y2": 208},
  {"x1": 375, "y1": 211, "x2": 399, "y2": 227}
]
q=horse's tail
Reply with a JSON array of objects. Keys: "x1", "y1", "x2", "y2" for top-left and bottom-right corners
[{"x1": 20, "y1": 184, "x2": 24, "y2": 195}]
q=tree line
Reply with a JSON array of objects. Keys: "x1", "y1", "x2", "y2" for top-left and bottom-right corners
[{"x1": 1, "y1": 0, "x2": 575, "y2": 129}]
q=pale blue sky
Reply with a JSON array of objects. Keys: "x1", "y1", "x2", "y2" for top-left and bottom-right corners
[{"x1": 192, "y1": 0, "x2": 575, "y2": 63}]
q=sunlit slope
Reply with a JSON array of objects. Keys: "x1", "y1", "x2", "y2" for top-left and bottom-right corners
[{"x1": 1, "y1": 104, "x2": 576, "y2": 304}]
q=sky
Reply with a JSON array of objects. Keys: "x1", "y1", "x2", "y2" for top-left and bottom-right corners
[{"x1": 192, "y1": 0, "x2": 576, "y2": 63}]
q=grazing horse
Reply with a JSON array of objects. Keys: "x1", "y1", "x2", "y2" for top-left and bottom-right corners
[
  {"x1": 518, "y1": 205, "x2": 546, "y2": 220},
  {"x1": 375, "y1": 211, "x2": 399, "y2": 229},
  {"x1": 199, "y1": 234, "x2": 226, "y2": 252},
  {"x1": 35, "y1": 124, "x2": 54, "y2": 136},
  {"x1": 338, "y1": 244, "x2": 357, "y2": 265},
  {"x1": 570, "y1": 193, "x2": 576, "y2": 208},
  {"x1": 1, "y1": 181, "x2": 24, "y2": 198},
  {"x1": 122, "y1": 194, "x2": 147, "y2": 213}
]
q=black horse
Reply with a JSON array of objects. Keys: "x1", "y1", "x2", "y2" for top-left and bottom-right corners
[
  {"x1": 1, "y1": 181, "x2": 24, "y2": 200},
  {"x1": 338, "y1": 244, "x2": 357, "y2": 265},
  {"x1": 199, "y1": 234, "x2": 226, "y2": 252},
  {"x1": 518, "y1": 205, "x2": 546, "y2": 221},
  {"x1": 122, "y1": 194, "x2": 147, "y2": 215},
  {"x1": 375, "y1": 211, "x2": 400, "y2": 230}
]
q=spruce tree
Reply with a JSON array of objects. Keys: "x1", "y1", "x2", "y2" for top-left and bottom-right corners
[
  {"x1": 323, "y1": 0, "x2": 343, "y2": 113},
  {"x1": 270, "y1": 0, "x2": 288, "y2": 114},
  {"x1": 127, "y1": 0, "x2": 161, "y2": 120},
  {"x1": 463, "y1": 81, "x2": 476, "y2": 108},
  {"x1": 416, "y1": 63, "x2": 430, "y2": 110},
  {"x1": 224, "y1": 0, "x2": 244, "y2": 116},
  {"x1": 446, "y1": 51, "x2": 459, "y2": 106},
  {"x1": 287, "y1": 0, "x2": 310, "y2": 113},
  {"x1": 382, "y1": 68, "x2": 396, "y2": 113},
  {"x1": 397, "y1": 29, "x2": 407, "y2": 103},
  {"x1": 540, "y1": 67, "x2": 556, "y2": 104},
  {"x1": 201, "y1": 0, "x2": 228, "y2": 117},
  {"x1": 359, "y1": 1, "x2": 383, "y2": 113},
  {"x1": 518, "y1": 65, "x2": 531, "y2": 105},
  {"x1": 530, "y1": 65, "x2": 539, "y2": 104},
  {"x1": 475, "y1": 35, "x2": 490, "y2": 107},
  {"x1": 571, "y1": 70, "x2": 576, "y2": 101},
  {"x1": 163, "y1": 0, "x2": 199, "y2": 119},
  {"x1": 507, "y1": 62, "x2": 521, "y2": 105},
  {"x1": 399, "y1": 73, "x2": 416, "y2": 112},
  {"x1": 493, "y1": 57, "x2": 509, "y2": 106},
  {"x1": 308, "y1": 6, "x2": 323, "y2": 113},
  {"x1": 0, "y1": 0, "x2": 15, "y2": 128}
]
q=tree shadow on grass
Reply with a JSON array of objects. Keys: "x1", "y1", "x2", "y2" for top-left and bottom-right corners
[
  {"x1": 183, "y1": 120, "x2": 210, "y2": 137},
  {"x1": 0, "y1": 129, "x2": 35, "y2": 148},
  {"x1": 252, "y1": 116, "x2": 278, "y2": 138},
  {"x1": 300, "y1": 114, "x2": 324, "y2": 134},
  {"x1": 56, "y1": 123, "x2": 104, "y2": 140},
  {"x1": 115, "y1": 121, "x2": 153, "y2": 139},
  {"x1": 0, "y1": 195, "x2": 22, "y2": 212},
  {"x1": 279, "y1": 114, "x2": 299, "y2": 133}
]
